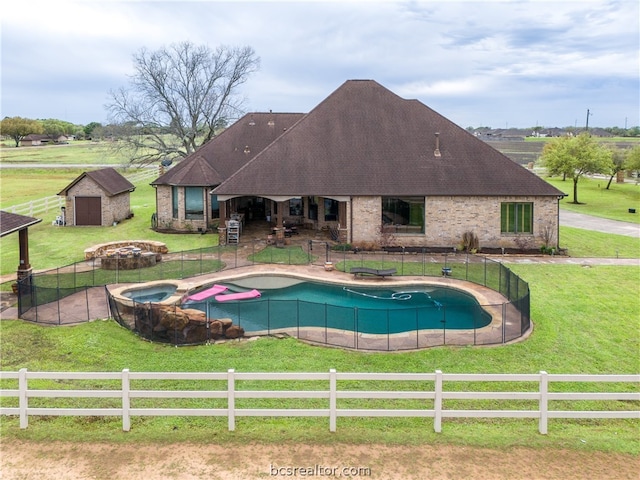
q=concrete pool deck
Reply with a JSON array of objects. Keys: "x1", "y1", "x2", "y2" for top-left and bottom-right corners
[{"x1": 1, "y1": 261, "x2": 522, "y2": 350}]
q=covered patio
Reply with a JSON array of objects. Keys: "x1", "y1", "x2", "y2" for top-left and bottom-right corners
[{"x1": 216, "y1": 195, "x2": 348, "y2": 246}]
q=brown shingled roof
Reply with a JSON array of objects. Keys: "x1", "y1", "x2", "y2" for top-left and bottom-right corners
[
  {"x1": 0, "y1": 211, "x2": 42, "y2": 237},
  {"x1": 57, "y1": 168, "x2": 135, "y2": 196},
  {"x1": 151, "y1": 112, "x2": 305, "y2": 187},
  {"x1": 213, "y1": 80, "x2": 564, "y2": 198}
]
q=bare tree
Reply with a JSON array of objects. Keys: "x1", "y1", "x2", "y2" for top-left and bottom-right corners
[{"x1": 106, "y1": 41, "x2": 259, "y2": 165}]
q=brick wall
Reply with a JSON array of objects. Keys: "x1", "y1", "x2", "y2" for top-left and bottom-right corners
[
  {"x1": 155, "y1": 185, "x2": 212, "y2": 232},
  {"x1": 350, "y1": 195, "x2": 559, "y2": 249},
  {"x1": 65, "y1": 177, "x2": 131, "y2": 226}
]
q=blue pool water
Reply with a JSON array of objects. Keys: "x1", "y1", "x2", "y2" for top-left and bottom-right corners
[
  {"x1": 123, "y1": 284, "x2": 177, "y2": 303},
  {"x1": 184, "y1": 278, "x2": 491, "y2": 334}
]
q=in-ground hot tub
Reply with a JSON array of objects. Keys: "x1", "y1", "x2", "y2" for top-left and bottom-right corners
[
  {"x1": 108, "y1": 279, "x2": 246, "y2": 345},
  {"x1": 122, "y1": 283, "x2": 178, "y2": 303},
  {"x1": 110, "y1": 280, "x2": 188, "y2": 307}
]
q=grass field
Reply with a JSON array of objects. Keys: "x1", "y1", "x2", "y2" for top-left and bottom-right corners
[
  {"x1": 0, "y1": 145, "x2": 638, "y2": 456},
  {"x1": 544, "y1": 176, "x2": 640, "y2": 223},
  {"x1": 0, "y1": 264, "x2": 638, "y2": 452},
  {"x1": 0, "y1": 141, "x2": 126, "y2": 165}
]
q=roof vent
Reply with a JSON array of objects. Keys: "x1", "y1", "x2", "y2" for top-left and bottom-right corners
[
  {"x1": 244, "y1": 145, "x2": 250, "y2": 154},
  {"x1": 434, "y1": 132, "x2": 441, "y2": 157},
  {"x1": 249, "y1": 115, "x2": 255, "y2": 126}
]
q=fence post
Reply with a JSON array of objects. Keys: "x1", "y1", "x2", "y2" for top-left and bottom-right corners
[
  {"x1": 539, "y1": 371, "x2": 548, "y2": 435},
  {"x1": 227, "y1": 369, "x2": 236, "y2": 431},
  {"x1": 434, "y1": 370, "x2": 443, "y2": 433},
  {"x1": 122, "y1": 369, "x2": 131, "y2": 432},
  {"x1": 19, "y1": 368, "x2": 28, "y2": 429},
  {"x1": 502, "y1": 303, "x2": 507, "y2": 343},
  {"x1": 329, "y1": 369, "x2": 337, "y2": 432},
  {"x1": 483, "y1": 257, "x2": 487, "y2": 286}
]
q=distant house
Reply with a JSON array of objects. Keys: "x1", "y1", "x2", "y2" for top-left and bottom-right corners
[
  {"x1": 20, "y1": 134, "x2": 48, "y2": 147},
  {"x1": 57, "y1": 168, "x2": 135, "y2": 226},
  {"x1": 153, "y1": 80, "x2": 566, "y2": 250},
  {"x1": 20, "y1": 134, "x2": 72, "y2": 146}
]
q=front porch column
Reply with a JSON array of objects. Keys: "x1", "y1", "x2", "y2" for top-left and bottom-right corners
[
  {"x1": 218, "y1": 201, "x2": 228, "y2": 245},
  {"x1": 274, "y1": 201, "x2": 286, "y2": 246}
]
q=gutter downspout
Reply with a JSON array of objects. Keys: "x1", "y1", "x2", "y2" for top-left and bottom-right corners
[
  {"x1": 350, "y1": 197, "x2": 354, "y2": 244},
  {"x1": 556, "y1": 195, "x2": 563, "y2": 249}
]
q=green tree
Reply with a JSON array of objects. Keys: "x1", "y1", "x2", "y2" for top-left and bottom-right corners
[
  {"x1": 0, "y1": 116, "x2": 44, "y2": 147},
  {"x1": 106, "y1": 41, "x2": 259, "y2": 165},
  {"x1": 541, "y1": 133, "x2": 613, "y2": 204},
  {"x1": 40, "y1": 119, "x2": 76, "y2": 139},
  {"x1": 626, "y1": 126, "x2": 640, "y2": 137},
  {"x1": 605, "y1": 147, "x2": 627, "y2": 189},
  {"x1": 625, "y1": 145, "x2": 640, "y2": 172},
  {"x1": 83, "y1": 122, "x2": 102, "y2": 138},
  {"x1": 531, "y1": 125, "x2": 543, "y2": 137}
]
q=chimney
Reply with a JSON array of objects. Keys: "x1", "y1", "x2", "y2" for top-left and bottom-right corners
[{"x1": 434, "y1": 132, "x2": 441, "y2": 157}]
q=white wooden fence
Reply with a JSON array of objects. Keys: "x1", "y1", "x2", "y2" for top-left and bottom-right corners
[
  {"x1": 1, "y1": 369, "x2": 638, "y2": 434},
  {"x1": 2, "y1": 167, "x2": 160, "y2": 217},
  {"x1": 3, "y1": 195, "x2": 64, "y2": 217}
]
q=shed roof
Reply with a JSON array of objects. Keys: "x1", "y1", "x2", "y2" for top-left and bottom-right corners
[
  {"x1": 213, "y1": 80, "x2": 565, "y2": 198},
  {"x1": 151, "y1": 112, "x2": 305, "y2": 187},
  {"x1": 58, "y1": 168, "x2": 135, "y2": 196},
  {"x1": 0, "y1": 211, "x2": 42, "y2": 237}
]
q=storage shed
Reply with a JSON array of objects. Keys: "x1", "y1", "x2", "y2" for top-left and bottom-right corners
[{"x1": 57, "y1": 168, "x2": 135, "y2": 226}]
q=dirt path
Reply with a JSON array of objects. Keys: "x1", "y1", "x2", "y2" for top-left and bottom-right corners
[{"x1": 1, "y1": 442, "x2": 638, "y2": 479}]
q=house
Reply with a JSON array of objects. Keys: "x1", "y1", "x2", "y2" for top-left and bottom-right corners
[
  {"x1": 154, "y1": 80, "x2": 566, "y2": 250},
  {"x1": 19, "y1": 134, "x2": 71, "y2": 146},
  {"x1": 150, "y1": 112, "x2": 304, "y2": 232},
  {"x1": 57, "y1": 168, "x2": 135, "y2": 226},
  {"x1": 20, "y1": 134, "x2": 48, "y2": 147}
]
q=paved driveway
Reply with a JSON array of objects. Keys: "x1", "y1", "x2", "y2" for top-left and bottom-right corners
[{"x1": 560, "y1": 210, "x2": 639, "y2": 238}]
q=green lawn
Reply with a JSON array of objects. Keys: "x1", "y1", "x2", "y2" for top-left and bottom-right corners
[
  {"x1": 1, "y1": 139, "x2": 638, "y2": 454},
  {"x1": 559, "y1": 226, "x2": 639, "y2": 258},
  {"x1": 0, "y1": 182, "x2": 220, "y2": 276},
  {"x1": 0, "y1": 141, "x2": 126, "y2": 165},
  {"x1": 0, "y1": 263, "x2": 638, "y2": 452},
  {"x1": 543, "y1": 176, "x2": 640, "y2": 223}
]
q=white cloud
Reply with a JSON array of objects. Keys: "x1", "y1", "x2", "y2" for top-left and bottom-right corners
[{"x1": 1, "y1": 0, "x2": 637, "y2": 127}]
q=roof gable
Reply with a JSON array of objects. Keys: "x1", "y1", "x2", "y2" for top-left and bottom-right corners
[
  {"x1": 151, "y1": 112, "x2": 304, "y2": 186},
  {"x1": 0, "y1": 211, "x2": 42, "y2": 237},
  {"x1": 58, "y1": 168, "x2": 135, "y2": 197},
  {"x1": 214, "y1": 80, "x2": 564, "y2": 198}
]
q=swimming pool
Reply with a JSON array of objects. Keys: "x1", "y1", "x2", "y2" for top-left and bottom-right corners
[{"x1": 183, "y1": 277, "x2": 492, "y2": 335}]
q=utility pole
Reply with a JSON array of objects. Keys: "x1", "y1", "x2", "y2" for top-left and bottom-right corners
[{"x1": 585, "y1": 109, "x2": 592, "y2": 132}]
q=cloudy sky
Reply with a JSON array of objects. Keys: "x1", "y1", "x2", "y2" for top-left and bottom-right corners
[{"x1": 2, "y1": 0, "x2": 638, "y2": 129}]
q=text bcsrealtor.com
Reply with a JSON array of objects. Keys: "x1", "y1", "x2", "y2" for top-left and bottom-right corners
[{"x1": 269, "y1": 464, "x2": 372, "y2": 477}]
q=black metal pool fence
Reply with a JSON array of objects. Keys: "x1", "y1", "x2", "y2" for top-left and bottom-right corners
[{"x1": 12, "y1": 243, "x2": 530, "y2": 350}]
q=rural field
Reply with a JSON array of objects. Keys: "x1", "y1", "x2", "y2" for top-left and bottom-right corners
[{"x1": 0, "y1": 141, "x2": 638, "y2": 479}]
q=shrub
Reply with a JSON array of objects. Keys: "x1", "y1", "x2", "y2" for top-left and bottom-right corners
[{"x1": 461, "y1": 231, "x2": 479, "y2": 252}]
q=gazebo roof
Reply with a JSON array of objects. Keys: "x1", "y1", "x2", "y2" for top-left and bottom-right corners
[{"x1": 0, "y1": 211, "x2": 42, "y2": 237}]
